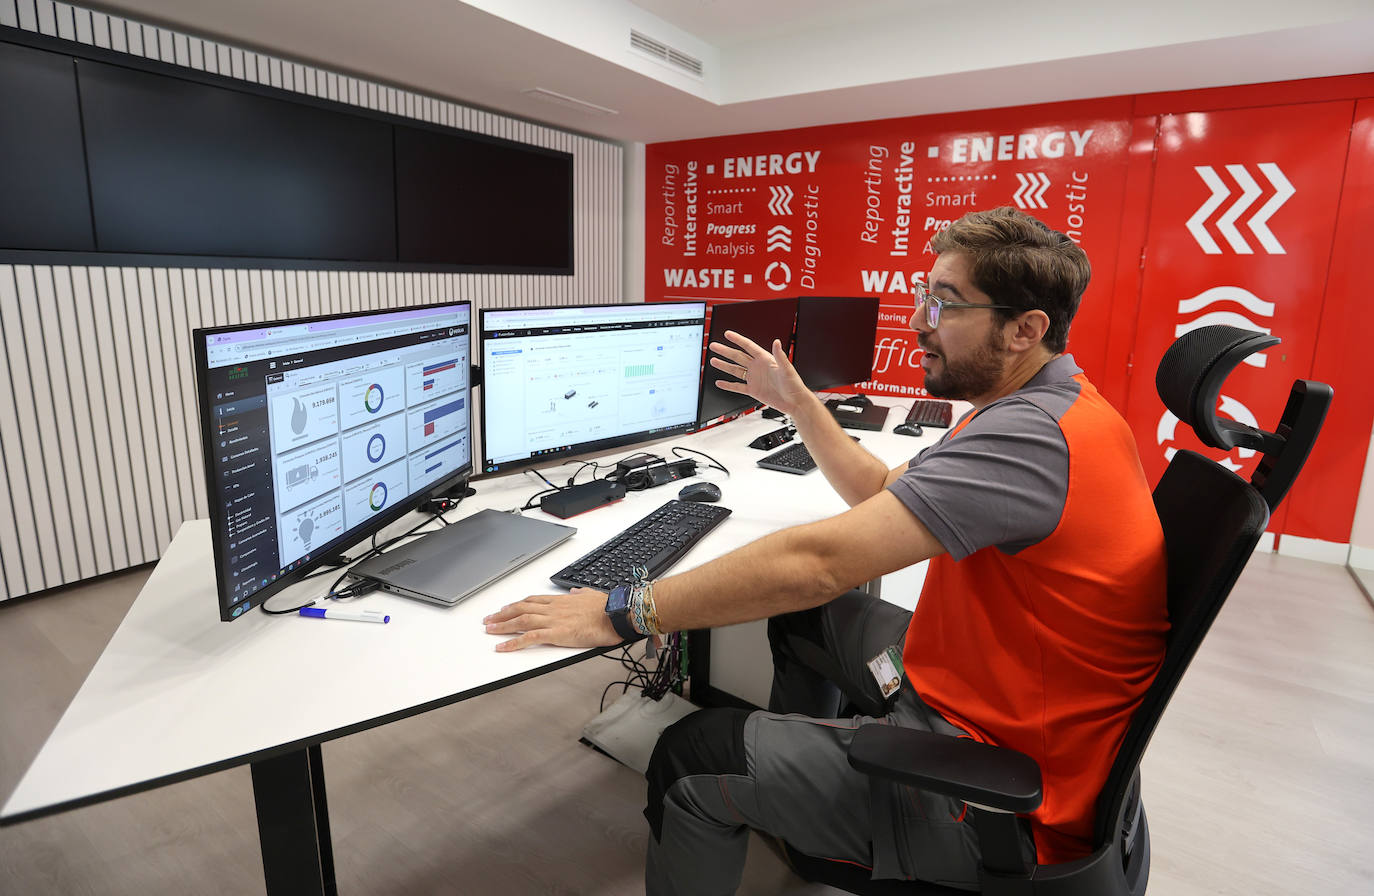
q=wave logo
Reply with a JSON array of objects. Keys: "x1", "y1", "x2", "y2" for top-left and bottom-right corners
[
  {"x1": 1185, "y1": 163, "x2": 1294, "y2": 255},
  {"x1": 767, "y1": 225, "x2": 792, "y2": 253},
  {"x1": 1156, "y1": 395, "x2": 1260, "y2": 473},
  {"x1": 1012, "y1": 172, "x2": 1050, "y2": 209},
  {"x1": 1173, "y1": 286, "x2": 1276, "y2": 368}
]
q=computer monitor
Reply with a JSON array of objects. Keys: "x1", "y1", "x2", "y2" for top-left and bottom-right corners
[
  {"x1": 479, "y1": 302, "x2": 707, "y2": 475},
  {"x1": 792, "y1": 296, "x2": 881, "y2": 391},
  {"x1": 697, "y1": 297, "x2": 798, "y2": 426},
  {"x1": 193, "y1": 301, "x2": 473, "y2": 621}
]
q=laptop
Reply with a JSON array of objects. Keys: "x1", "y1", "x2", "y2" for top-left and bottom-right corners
[
  {"x1": 349, "y1": 509, "x2": 576, "y2": 606},
  {"x1": 827, "y1": 399, "x2": 889, "y2": 431}
]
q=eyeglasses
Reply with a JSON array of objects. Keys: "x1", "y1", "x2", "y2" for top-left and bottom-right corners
[{"x1": 914, "y1": 282, "x2": 1019, "y2": 329}]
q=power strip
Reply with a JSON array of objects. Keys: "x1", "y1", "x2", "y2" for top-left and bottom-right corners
[
  {"x1": 619, "y1": 458, "x2": 698, "y2": 490},
  {"x1": 643, "y1": 458, "x2": 697, "y2": 487}
]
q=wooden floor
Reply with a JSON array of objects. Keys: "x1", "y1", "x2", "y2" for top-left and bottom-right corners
[{"x1": 2, "y1": 551, "x2": 1372, "y2": 895}]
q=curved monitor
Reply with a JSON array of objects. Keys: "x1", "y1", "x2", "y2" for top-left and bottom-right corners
[
  {"x1": 193, "y1": 301, "x2": 473, "y2": 621},
  {"x1": 479, "y1": 302, "x2": 706, "y2": 475}
]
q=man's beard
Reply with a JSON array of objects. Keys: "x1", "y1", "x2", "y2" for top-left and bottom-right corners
[{"x1": 919, "y1": 329, "x2": 1006, "y2": 400}]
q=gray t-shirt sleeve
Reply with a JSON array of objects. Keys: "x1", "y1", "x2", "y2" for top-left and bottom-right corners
[{"x1": 886, "y1": 399, "x2": 1069, "y2": 560}]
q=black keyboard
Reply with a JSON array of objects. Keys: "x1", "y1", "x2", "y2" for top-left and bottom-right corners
[
  {"x1": 550, "y1": 499, "x2": 732, "y2": 590},
  {"x1": 905, "y1": 399, "x2": 954, "y2": 428},
  {"x1": 757, "y1": 441, "x2": 817, "y2": 474}
]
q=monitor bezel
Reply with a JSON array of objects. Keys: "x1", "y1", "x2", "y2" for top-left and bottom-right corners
[
  {"x1": 192, "y1": 299, "x2": 474, "y2": 621},
  {"x1": 477, "y1": 301, "x2": 707, "y2": 477}
]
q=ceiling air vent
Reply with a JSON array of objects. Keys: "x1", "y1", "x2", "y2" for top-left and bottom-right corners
[
  {"x1": 522, "y1": 88, "x2": 618, "y2": 116},
  {"x1": 630, "y1": 28, "x2": 704, "y2": 78}
]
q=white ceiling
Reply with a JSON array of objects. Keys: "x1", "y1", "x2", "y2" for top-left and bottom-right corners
[{"x1": 92, "y1": 0, "x2": 1374, "y2": 144}]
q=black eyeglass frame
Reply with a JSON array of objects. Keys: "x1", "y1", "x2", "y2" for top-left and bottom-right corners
[{"x1": 914, "y1": 282, "x2": 1020, "y2": 329}]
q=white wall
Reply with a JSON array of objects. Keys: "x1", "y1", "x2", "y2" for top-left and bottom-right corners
[
  {"x1": 1346, "y1": 428, "x2": 1374, "y2": 569},
  {"x1": 624, "y1": 142, "x2": 647, "y2": 300},
  {"x1": 0, "y1": 0, "x2": 625, "y2": 601}
]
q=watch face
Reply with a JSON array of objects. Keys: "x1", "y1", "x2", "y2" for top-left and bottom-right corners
[{"x1": 606, "y1": 585, "x2": 631, "y2": 613}]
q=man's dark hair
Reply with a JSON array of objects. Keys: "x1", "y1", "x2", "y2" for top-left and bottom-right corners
[{"x1": 930, "y1": 207, "x2": 1090, "y2": 353}]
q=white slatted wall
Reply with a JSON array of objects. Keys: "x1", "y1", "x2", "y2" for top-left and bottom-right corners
[{"x1": 0, "y1": 1, "x2": 625, "y2": 600}]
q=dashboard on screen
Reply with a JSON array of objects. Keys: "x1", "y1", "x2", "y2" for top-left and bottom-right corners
[
  {"x1": 479, "y1": 302, "x2": 706, "y2": 475},
  {"x1": 194, "y1": 302, "x2": 472, "y2": 620}
]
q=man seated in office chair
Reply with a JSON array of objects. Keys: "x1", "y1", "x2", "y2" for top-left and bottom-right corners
[{"x1": 484, "y1": 207, "x2": 1169, "y2": 893}]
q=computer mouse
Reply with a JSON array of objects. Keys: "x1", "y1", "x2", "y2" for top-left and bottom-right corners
[
  {"x1": 894, "y1": 422, "x2": 924, "y2": 437},
  {"x1": 678, "y1": 482, "x2": 722, "y2": 503}
]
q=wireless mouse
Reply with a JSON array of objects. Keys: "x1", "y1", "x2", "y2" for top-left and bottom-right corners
[{"x1": 678, "y1": 482, "x2": 722, "y2": 503}]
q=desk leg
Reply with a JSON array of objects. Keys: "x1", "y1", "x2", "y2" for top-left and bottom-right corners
[{"x1": 250, "y1": 745, "x2": 337, "y2": 896}]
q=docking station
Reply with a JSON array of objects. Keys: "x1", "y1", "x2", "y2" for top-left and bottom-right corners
[{"x1": 540, "y1": 479, "x2": 627, "y2": 518}]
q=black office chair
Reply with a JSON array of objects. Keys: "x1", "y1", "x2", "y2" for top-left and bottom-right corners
[{"x1": 783, "y1": 325, "x2": 1332, "y2": 895}]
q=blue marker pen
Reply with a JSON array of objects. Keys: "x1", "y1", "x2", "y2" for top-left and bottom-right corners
[{"x1": 300, "y1": 607, "x2": 390, "y2": 624}]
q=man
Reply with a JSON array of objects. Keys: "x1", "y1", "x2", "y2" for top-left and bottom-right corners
[{"x1": 484, "y1": 207, "x2": 1168, "y2": 893}]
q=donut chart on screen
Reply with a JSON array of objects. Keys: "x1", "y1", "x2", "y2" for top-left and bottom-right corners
[
  {"x1": 366, "y1": 433, "x2": 386, "y2": 463},
  {"x1": 364, "y1": 383, "x2": 384, "y2": 414},
  {"x1": 369, "y1": 482, "x2": 387, "y2": 511}
]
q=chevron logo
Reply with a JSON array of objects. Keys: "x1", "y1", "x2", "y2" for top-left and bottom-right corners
[
  {"x1": 1013, "y1": 172, "x2": 1050, "y2": 209},
  {"x1": 1185, "y1": 163, "x2": 1294, "y2": 255},
  {"x1": 768, "y1": 186, "x2": 794, "y2": 216},
  {"x1": 766, "y1": 225, "x2": 792, "y2": 253},
  {"x1": 1173, "y1": 286, "x2": 1276, "y2": 368}
]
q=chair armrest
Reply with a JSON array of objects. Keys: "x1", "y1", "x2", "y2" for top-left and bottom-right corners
[{"x1": 847, "y1": 724, "x2": 1043, "y2": 814}]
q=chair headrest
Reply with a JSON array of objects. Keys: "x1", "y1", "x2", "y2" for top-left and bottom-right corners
[
  {"x1": 1155, "y1": 324, "x2": 1332, "y2": 512},
  {"x1": 1155, "y1": 325, "x2": 1280, "y2": 453}
]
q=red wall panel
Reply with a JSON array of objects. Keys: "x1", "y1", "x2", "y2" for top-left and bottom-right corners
[
  {"x1": 647, "y1": 75, "x2": 1374, "y2": 543},
  {"x1": 1118, "y1": 101, "x2": 1353, "y2": 542},
  {"x1": 1281, "y1": 99, "x2": 1374, "y2": 543},
  {"x1": 645, "y1": 98, "x2": 1135, "y2": 397}
]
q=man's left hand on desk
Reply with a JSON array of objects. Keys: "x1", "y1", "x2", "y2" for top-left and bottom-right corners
[{"x1": 484, "y1": 588, "x2": 621, "y2": 651}]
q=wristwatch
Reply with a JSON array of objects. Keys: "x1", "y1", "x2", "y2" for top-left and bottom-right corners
[{"x1": 604, "y1": 584, "x2": 645, "y2": 642}]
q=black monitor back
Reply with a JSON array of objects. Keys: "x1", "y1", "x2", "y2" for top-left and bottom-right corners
[
  {"x1": 697, "y1": 298, "x2": 799, "y2": 425},
  {"x1": 792, "y1": 296, "x2": 881, "y2": 391}
]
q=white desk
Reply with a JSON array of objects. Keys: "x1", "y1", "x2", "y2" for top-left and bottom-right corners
[{"x1": 0, "y1": 403, "x2": 948, "y2": 894}]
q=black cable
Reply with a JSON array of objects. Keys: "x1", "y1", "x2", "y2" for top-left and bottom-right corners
[
  {"x1": 566, "y1": 460, "x2": 609, "y2": 486},
  {"x1": 519, "y1": 486, "x2": 562, "y2": 511},
  {"x1": 597, "y1": 644, "x2": 658, "y2": 710},
  {"x1": 258, "y1": 508, "x2": 448, "y2": 617},
  {"x1": 260, "y1": 599, "x2": 310, "y2": 616},
  {"x1": 642, "y1": 632, "x2": 684, "y2": 701},
  {"x1": 526, "y1": 468, "x2": 563, "y2": 492},
  {"x1": 670, "y1": 446, "x2": 730, "y2": 478},
  {"x1": 594, "y1": 633, "x2": 686, "y2": 706}
]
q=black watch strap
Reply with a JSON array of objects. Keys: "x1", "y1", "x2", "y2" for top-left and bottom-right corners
[
  {"x1": 605, "y1": 585, "x2": 645, "y2": 642},
  {"x1": 608, "y1": 611, "x2": 641, "y2": 642}
]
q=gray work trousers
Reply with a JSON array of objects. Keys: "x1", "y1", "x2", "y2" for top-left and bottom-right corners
[{"x1": 644, "y1": 591, "x2": 1003, "y2": 895}]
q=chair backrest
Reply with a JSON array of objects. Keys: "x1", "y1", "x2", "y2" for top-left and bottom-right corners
[{"x1": 1092, "y1": 325, "x2": 1331, "y2": 851}]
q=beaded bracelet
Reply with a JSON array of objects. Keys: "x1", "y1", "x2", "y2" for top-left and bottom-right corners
[
  {"x1": 640, "y1": 581, "x2": 666, "y2": 636},
  {"x1": 625, "y1": 579, "x2": 665, "y2": 637}
]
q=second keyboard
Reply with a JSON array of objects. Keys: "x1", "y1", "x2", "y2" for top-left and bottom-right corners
[
  {"x1": 904, "y1": 399, "x2": 954, "y2": 428},
  {"x1": 550, "y1": 499, "x2": 732, "y2": 590},
  {"x1": 756, "y1": 441, "x2": 817, "y2": 474}
]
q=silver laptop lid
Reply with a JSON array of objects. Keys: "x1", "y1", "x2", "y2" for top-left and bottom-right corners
[{"x1": 350, "y1": 509, "x2": 575, "y2": 606}]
